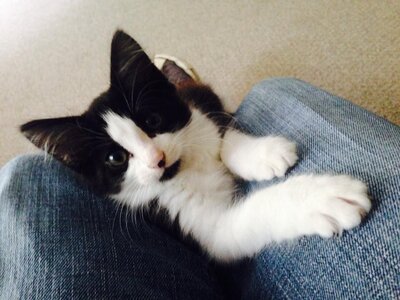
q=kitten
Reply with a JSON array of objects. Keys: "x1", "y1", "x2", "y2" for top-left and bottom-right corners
[{"x1": 21, "y1": 30, "x2": 371, "y2": 262}]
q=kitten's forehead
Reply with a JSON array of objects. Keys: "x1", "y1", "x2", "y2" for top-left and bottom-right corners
[{"x1": 103, "y1": 110, "x2": 156, "y2": 159}]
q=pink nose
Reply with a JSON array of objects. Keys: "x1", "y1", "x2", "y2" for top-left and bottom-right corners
[{"x1": 148, "y1": 150, "x2": 166, "y2": 169}]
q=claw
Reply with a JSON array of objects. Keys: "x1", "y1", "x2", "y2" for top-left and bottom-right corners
[
  {"x1": 321, "y1": 213, "x2": 342, "y2": 237},
  {"x1": 359, "y1": 208, "x2": 367, "y2": 219}
]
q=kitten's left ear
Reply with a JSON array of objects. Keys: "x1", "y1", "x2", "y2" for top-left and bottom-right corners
[
  {"x1": 20, "y1": 116, "x2": 89, "y2": 169},
  {"x1": 110, "y1": 30, "x2": 167, "y2": 91}
]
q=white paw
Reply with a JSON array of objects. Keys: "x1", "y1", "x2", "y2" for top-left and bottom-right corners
[
  {"x1": 297, "y1": 175, "x2": 371, "y2": 237},
  {"x1": 246, "y1": 136, "x2": 298, "y2": 181},
  {"x1": 221, "y1": 132, "x2": 298, "y2": 181}
]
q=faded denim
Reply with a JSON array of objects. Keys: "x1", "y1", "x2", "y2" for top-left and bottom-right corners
[{"x1": 1, "y1": 78, "x2": 399, "y2": 299}]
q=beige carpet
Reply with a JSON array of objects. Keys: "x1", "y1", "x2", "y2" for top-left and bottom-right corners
[{"x1": 1, "y1": 1, "x2": 399, "y2": 166}]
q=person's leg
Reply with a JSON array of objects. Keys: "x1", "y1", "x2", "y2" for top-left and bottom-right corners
[
  {"x1": 230, "y1": 78, "x2": 400, "y2": 299},
  {"x1": 0, "y1": 155, "x2": 223, "y2": 299}
]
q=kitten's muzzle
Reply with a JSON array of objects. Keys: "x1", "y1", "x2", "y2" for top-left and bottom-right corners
[{"x1": 144, "y1": 148, "x2": 166, "y2": 169}]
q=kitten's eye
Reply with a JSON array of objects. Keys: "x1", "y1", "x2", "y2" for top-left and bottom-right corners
[
  {"x1": 106, "y1": 149, "x2": 128, "y2": 168},
  {"x1": 145, "y1": 113, "x2": 162, "y2": 130}
]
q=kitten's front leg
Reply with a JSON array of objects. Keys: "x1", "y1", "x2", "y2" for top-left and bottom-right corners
[
  {"x1": 221, "y1": 130, "x2": 298, "y2": 181},
  {"x1": 209, "y1": 174, "x2": 371, "y2": 261}
]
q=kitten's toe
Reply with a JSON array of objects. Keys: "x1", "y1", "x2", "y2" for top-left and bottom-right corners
[
  {"x1": 301, "y1": 175, "x2": 371, "y2": 238},
  {"x1": 251, "y1": 137, "x2": 298, "y2": 181}
]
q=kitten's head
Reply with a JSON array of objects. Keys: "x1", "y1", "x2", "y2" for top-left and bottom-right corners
[{"x1": 21, "y1": 30, "x2": 191, "y2": 198}]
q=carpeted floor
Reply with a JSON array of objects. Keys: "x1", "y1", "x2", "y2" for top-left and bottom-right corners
[{"x1": 1, "y1": 1, "x2": 399, "y2": 165}]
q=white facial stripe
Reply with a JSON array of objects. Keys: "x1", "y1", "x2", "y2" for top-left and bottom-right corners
[{"x1": 103, "y1": 111, "x2": 162, "y2": 167}]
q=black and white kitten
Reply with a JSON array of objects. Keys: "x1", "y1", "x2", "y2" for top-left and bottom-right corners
[{"x1": 21, "y1": 31, "x2": 371, "y2": 261}]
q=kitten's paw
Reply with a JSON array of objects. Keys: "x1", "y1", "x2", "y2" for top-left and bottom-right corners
[
  {"x1": 221, "y1": 132, "x2": 298, "y2": 181},
  {"x1": 247, "y1": 137, "x2": 298, "y2": 181},
  {"x1": 298, "y1": 175, "x2": 371, "y2": 237}
]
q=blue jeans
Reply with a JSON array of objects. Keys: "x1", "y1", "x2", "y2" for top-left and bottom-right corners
[{"x1": 1, "y1": 79, "x2": 399, "y2": 299}]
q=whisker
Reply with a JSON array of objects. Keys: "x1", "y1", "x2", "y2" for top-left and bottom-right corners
[
  {"x1": 119, "y1": 49, "x2": 144, "y2": 73},
  {"x1": 130, "y1": 66, "x2": 140, "y2": 110},
  {"x1": 111, "y1": 70, "x2": 133, "y2": 115}
]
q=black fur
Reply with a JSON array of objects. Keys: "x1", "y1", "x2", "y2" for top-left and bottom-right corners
[
  {"x1": 20, "y1": 30, "x2": 230, "y2": 197},
  {"x1": 177, "y1": 83, "x2": 232, "y2": 134}
]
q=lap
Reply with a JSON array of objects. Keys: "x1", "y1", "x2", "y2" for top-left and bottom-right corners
[
  {"x1": 0, "y1": 155, "x2": 223, "y2": 299},
  {"x1": 232, "y1": 78, "x2": 400, "y2": 299},
  {"x1": 1, "y1": 78, "x2": 398, "y2": 299}
]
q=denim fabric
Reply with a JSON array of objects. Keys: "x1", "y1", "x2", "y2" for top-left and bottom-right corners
[
  {"x1": 230, "y1": 78, "x2": 400, "y2": 299},
  {"x1": 1, "y1": 78, "x2": 399, "y2": 299},
  {"x1": 0, "y1": 156, "x2": 223, "y2": 299}
]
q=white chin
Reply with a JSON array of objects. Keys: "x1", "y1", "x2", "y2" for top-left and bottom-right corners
[{"x1": 137, "y1": 170, "x2": 163, "y2": 185}]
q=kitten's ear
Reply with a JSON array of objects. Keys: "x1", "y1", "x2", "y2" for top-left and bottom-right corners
[
  {"x1": 20, "y1": 116, "x2": 87, "y2": 168},
  {"x1": 110, "y1": 30, "x2": 167, "y2": 90}
]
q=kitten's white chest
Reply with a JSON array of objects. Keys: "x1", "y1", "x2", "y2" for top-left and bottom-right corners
[
  {"x1": 180, "y1": 109, "x2": 222, "y2": 170},
  {"x1": 158, "y1": 108, "x2": 235, "y2": 222},
  {"x1": 159, "y1": 162, "x2": 234, "y2": 237}
]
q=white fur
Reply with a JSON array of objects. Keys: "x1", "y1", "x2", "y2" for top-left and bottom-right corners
[
  {"x1": 106, "y1": 107, "x2": 371, "y2": 261},
  {"x1": 207, "y1": 174, "x2": 370, "y2": 260},
  {"x1": 221, "y1": 131, "x2": 298, "y2": 181},
  {"x1": 104, "y1": 111, "x2": 166, "y2": 185},
  {"x1": 104, "y1": 111, "x2": 163, "y2": 169}
]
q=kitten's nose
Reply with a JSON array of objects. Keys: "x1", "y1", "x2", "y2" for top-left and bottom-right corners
[
  {"x1": 148, "y1": 149, "x2": 166, "y2": 169},
  {"x1": 157, "y1": 152, "x2": 166, "y2": 168}
]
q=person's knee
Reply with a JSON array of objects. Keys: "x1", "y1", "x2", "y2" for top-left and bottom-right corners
[
  {"x1": 233, "y1": 77, "x2": 319, "y2": 134},
  {"x1": 235, "y1": 77, "x2": 313, "y2": 120},
  {"x1": 246, "y1": 77, "x2": 307, "y2": 103},
  {"x1": 0, "y1": 154, "x2": 70, "y2": 205},
  {"x1": 252, "y1": 77, "x2": 302, "y2": 91},
  {"x1": 1, "y1": 154, "x2": 55, "y2": 182}
]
